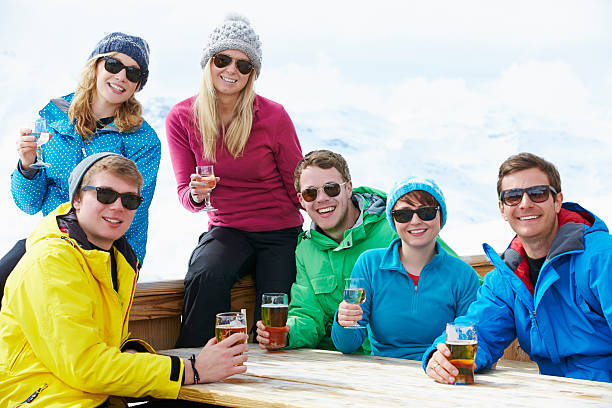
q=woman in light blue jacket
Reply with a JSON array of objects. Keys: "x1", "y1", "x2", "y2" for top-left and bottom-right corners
[
  {"x1": 332, "y1": 177, "x2": 480, "y2": 360},
  {"x1": 7, "y1": 32, "x2": 160, "y2": 268}
]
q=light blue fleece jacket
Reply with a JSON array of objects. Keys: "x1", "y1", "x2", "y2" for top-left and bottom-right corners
[{"x1": 332, "y1": 238, "x2": 480, "y2": 360}]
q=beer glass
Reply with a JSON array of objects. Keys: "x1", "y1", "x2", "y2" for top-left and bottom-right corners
[
  {"x1": 446, "y1": 322, "x2": 478, "y2": 384},
  {"x1": 215, "y1": 312, "x2": 248, "y2": 342},
  {"x1": 261, "y1": 293, "x2": 289, "y2": 348},
  {"x1": 343, "y1": 278, "x2": 366, "y2": 329},
  {"x1": 195, "y1": 165, "x2": 217, "y2": 211}
]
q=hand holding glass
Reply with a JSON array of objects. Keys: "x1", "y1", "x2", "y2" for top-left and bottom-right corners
[
  {"x1": 29, "y1": 118, "x2": 51, "y2": 169},
  {"x1": 195, "y1": 165, "x2": 217, "y2": 211},
  {"x1": 446, "y1": 322, "x2": 478, "y2": 384},
  {"x1": 261, "y1": 293, "x2": 288, "y2": 348},
  {"x1": 343, "y1": 278, "x2": 366, "y2": 329}
]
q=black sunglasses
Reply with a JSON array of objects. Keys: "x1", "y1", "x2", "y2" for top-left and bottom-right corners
[
  {"x1": 81, "y1": 186, "x2": 143, "y2": 210},
  {"x1": 500, "y1": 185, "x2": 557, "y2": 206},
  {"x1": 212, "y1": 53, "x2": 254, "y2": 75},
  {"x1": 391, "y1": 206, "x2": 440, "y2": 223},
  {"x1": 300, "y1": 182, "x2": 347, "y2": 202},
  {"x1": 103, "y1": 56, "x2": 143, "y2": 83}
]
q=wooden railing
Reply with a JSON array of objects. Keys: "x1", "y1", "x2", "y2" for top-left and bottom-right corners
[{"x1": 129, "y1": 255, "x2": 532, "y2": 363}]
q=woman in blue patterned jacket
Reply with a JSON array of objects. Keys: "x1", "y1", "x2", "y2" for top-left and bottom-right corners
[{"x1": 2, "y1": 32, "x2": 160, "y2": 289}]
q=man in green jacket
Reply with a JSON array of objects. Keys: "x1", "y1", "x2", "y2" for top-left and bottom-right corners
[{"x1": 256, "y1": 150, "x2": 456, "y2": 352}]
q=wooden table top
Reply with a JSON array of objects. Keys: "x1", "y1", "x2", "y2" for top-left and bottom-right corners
[{"x1": 160, "y1": 345, "x2": 612, "y2": 407}]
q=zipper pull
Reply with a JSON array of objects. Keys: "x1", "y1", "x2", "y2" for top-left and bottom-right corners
[
  {"x1": 81, "y1": 147, "x2": 87, "y2": 158},
  {"x1": 532, "y1": 310, "x2": 538, "y2": 326}
]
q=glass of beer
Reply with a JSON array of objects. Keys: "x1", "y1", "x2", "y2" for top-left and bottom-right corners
[
  {"x1": 343, "y1": 278, "x2": 366, "y2": 329},
  {"x1": 215, "y1": 312, "x2": 248, "y2": 342},
  {"x1": 261, "y1": 293, "x2": 289, "y2": 348},
  {"x1": 446, "y1": 322, "x2": 478, "y2": 384}
]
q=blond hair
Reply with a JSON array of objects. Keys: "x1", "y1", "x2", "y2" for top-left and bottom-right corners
[
  {"x1": 69, "y1": 52, "x2": 144, "y2": 142},
  {"x1": 192, "y1": 59, "x2": 256, "y2": 162}
]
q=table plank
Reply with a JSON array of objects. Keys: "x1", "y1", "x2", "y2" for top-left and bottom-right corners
[{"x1": 161, "y1": 346, "x2": 612, "y2": 407}]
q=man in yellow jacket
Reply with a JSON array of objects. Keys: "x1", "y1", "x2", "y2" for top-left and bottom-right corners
[{"x1": 0, "y1": 153, "x2": 248, "y2": 407}]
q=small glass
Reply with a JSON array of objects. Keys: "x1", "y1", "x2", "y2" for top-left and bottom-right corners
[
  {"x1": 195, "y1": 165, "x2": 217, "y2": 211},
  {"x1": 343, "y1": 278, "x2": 366, "y2": 329},
  {"x1": 29, "y1": 118, "x2": 51, "y2": 169},
  {"x1": 261, "y1": 293, "x2": 288, "y2": 348},
  {"x1": 446, "y1": 322, "x2": 478, "y2": 384}
]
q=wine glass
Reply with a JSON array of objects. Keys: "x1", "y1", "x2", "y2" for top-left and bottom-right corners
[
  {"x1": 29, "y1": 118, "x2": 51, "y2": 169},
  {"x1": 343, "y1": 278, "x2": 366, "y2": 329},
  {"x1": 195, "y1": 165, "x2": 217, "y2": 211}
]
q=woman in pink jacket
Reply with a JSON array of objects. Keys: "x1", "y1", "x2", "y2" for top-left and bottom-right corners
[{"x1": 166, "y1": 13, "x2": 303, "y2": 347}]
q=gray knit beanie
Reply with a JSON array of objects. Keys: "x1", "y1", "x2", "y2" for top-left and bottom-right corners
[
  {"x1": 89, "y1": 32, "x2": 150, "y2": 89},
  {"x1": 200, "y1": 13, "x2": 262, "y2": 78},
  {"x1": 69, "y1": 152, "x2": 120, "y2": 204}
]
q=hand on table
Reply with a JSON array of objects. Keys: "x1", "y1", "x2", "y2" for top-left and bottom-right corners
[
  {"x1": 426, "y1": 343, "x2": 476, "y2": 384},
  {"x1": 188, "y1": 332, "x2": 248, "y2": 384}
]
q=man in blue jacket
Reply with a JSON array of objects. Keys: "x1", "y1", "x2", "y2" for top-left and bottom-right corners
[{"x1": 424, "y1": 152, "x2": 612, "y2": 383}]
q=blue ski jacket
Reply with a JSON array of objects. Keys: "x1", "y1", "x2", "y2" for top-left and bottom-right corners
[
  {"x1": 10, "y1": 93, "x2": 161, "y2": 264},
  {"x1": 422, "y1": 202, "x2": 612, "y2": 382}
]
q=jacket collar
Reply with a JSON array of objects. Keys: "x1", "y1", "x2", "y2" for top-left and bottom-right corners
[
  {"x1": 491, "y1": 203, "x2": 595, "y2": 295},
  {"x1": 44, "y1": 93, "x2": 122, "y2": 137},
  {"x1": 379, "y1": 238, "x2": 446, "y2": 274},
  {"x1": 51, "y1": 205, "x2": 139, "y2": 272}
]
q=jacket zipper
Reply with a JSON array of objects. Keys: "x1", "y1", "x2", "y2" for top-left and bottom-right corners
[{"x1": 532, "y1": 310, "x2": 538, "y2": 326}]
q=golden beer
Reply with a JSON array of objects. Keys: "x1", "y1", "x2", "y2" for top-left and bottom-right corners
[
  {"x1": 215, "y1": 324, "x2": 248, "y2": 343},
  {"x1": 261, "y1": 304, "x2": 288, "y2": 348},
  {"x1": 446, "y1": 340, "x2": 477, "y2": 384}
]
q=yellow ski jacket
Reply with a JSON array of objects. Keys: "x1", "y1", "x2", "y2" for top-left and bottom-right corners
[{"x1": 0, "y1": 203, "x2": 183, "y2": 407}]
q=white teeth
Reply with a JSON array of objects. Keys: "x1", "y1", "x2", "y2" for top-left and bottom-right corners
[
  {"x1": 103, "y1": 217, "x2": 120, "y2": 224},
  {"x1": 409, "y1": 229, "x2": 426, "y2": 234},
  {"x1": 318, "y1": 207, "x2": 334, "y2": 214},
  {"x1": 109, "y1": 83, "x2": 125, "y2": 92},
  {"x1": 221, "y1": 76, "x2": 237, "y2": 83},
  {"x1": 520, "y1": 215, "x2": 539, "y2": 220}
]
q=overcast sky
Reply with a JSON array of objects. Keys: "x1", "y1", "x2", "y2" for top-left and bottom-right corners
[{"x1": 1, "y1": 1, "x2": 611, "y2": 280}]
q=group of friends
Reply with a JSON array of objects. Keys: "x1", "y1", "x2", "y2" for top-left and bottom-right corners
[{"x1": 0, "y1": 12, "x2": 610, "y2": 408}]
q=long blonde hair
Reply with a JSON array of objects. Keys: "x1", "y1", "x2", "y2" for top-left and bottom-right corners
[
  {"x1": 192, "y1": 59, "x2": 256, "y2": 162},
  {"x1": 68, "y1": 52, "x2": 144, "y2": 141}
]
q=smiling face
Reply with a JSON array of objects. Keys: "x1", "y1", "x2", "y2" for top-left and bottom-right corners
[
  {"x1": 498, "y1": 167, "x2": 563, "y2": 256},
  {"x1": 393, "y1": 198, "x2": 441, "y2": 250},
  {"x1": 210, "y1": 49, "x2": 252, "y2": 98},
  {"x1": 95, "y1": 52, "x2": 140, "y2": 111},
  {"x1": 73, "y1": 171, "x2": 138, "y2": 250},
  {"x1": 298, "y1": 166, "x2": 355, "y2": 241}
]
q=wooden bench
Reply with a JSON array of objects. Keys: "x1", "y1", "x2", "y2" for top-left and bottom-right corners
[{"x1": 129, "y1": 255, "x2": 531, "y2": 362}]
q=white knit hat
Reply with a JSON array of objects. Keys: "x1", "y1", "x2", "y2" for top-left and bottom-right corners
[{"x1": 200, "y1": 13, "x2": 262, "y2": 78}]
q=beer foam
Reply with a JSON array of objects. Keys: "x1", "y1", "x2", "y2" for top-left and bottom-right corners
[
  {"x1": 262, "y1": 303, "x2": 288, "y2": 307},
  {"x1": 446, "y1": 340, "x2": 477, "y2": 345}
]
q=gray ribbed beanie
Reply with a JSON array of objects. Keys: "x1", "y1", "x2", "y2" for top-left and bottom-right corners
[
  {"x1": 69, "y1": 152, "x2": 120, "y2": 204},
  {"x1": 200, "y1": 13, "x2": 262, "y2": 78},
  {"x1": 89, "y1": 32, "x2": 150, "y2": 89}
]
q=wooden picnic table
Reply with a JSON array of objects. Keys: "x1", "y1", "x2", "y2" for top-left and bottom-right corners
[{"x1": 160, "y1": 345, "x2": 612, "y2": 407}]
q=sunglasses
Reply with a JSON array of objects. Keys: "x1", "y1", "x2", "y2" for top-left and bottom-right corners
[
  {"x1": 81, "y1": 186, "x2": 143, "y2": 210},
  {"x1": 391, "y1": 206, "x2": 440, "y2": 223},
  {"x1": 212, "y1": 53, "x2": 254, "y2": 75},
  {"x1": 499, "y1": 185, "x2": 557, "y2": 206},
  {"x1": 300, "y1": 182, "x2": 347, "y2": 202},
  {"x1": 103, "y1": 56, "x2": 144, "y2": 83}
]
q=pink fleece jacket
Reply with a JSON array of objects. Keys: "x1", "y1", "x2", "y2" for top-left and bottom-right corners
[{"x1": 166, "y1": 94, "x2": 304, "y2": 232}]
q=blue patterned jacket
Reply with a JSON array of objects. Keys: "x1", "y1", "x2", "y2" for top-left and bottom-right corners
[{"x1": 11, "y1": 93, "x2": 161, "y2": 264}]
